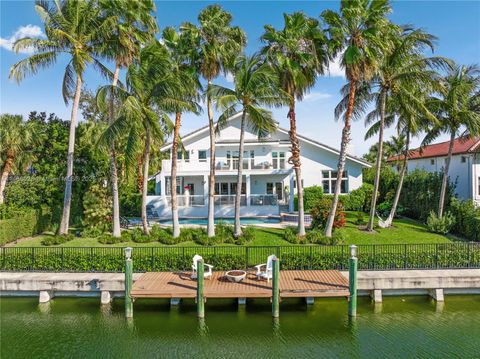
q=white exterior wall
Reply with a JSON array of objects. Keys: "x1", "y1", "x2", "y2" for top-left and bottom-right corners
[
  {"x1": 149, "y1": 113, "x2": 370, "y2": 218},
  {"x1": 407, "y1": 154, "x2": 475, "y2": 202}
]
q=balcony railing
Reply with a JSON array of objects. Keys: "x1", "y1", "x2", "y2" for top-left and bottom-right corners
[
  {"x1": 165, "y1": 195, "x2": 205, "y2": 207},
  {"x1": 163, "y1": 194, "x2": 278, "y2": 207},
  {"x1": 250, "y1": 194, "x2": 278, "y2": 206},
  {"x1": 215, "y1": 160, "x2": 286, "y2": 171}
]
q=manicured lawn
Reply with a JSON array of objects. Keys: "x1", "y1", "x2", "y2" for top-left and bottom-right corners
[{"x1": 8, "y1": 212, "x2": 455, "y2": 247}]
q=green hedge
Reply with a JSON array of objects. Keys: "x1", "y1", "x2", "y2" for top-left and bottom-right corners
[
  {"x1": 0, "y1": 207, "x2": 52, "y2": 246},
  {"x1": 2, "y1": 243, "x2": 479, "y2": 272}
]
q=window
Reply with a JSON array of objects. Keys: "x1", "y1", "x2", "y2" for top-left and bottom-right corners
[
  {"x1": 430, "y1": 159, "x2": 435, "y2": 165},
  {"x1": 226, "y1": 151, "x2": 231, "y2": 168},
  {"x1": 266, "y1": 182, "x2": 274, "y2": 194},
  {"x1": 322, "y1": 170, "x2": 348, "y2": 194},
  {"x1": 230, "y1": 182, "x2": 246, "y2": 195},
  {"x1": 250, "y1": 150, "x2": 255, "y2": 169},
  {"x1": 165, "y1": 177, "x2": 183, "y2": 195},
  {"x1": 272, "y1": 152, "x2": 286, "y2": 169},
  {"x1": 176, "y1": 150, "x2": 189, "y2": 162},
  {"x1": 461, "y1": 156, "x2": 467, "y2": 163},
  {"x1": 198, "y1": 150, "x2": 207, "y2": 162}
]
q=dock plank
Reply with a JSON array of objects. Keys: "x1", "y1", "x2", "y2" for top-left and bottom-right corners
[{"x1": 131, "y1": 270, "x2": 349, "y2": 299}]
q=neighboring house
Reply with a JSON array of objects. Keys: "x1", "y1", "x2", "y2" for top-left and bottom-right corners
[
  {"x1": 147, "y1": 112, "x2": 371, "y2": 219},
  {"x1": 387, "y1": 136, "x2": 480, "y2": 205}
]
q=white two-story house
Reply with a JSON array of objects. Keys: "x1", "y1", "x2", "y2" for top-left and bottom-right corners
[
  {"x1": 387, "y1": 136, "x2": 480, "y2": 205},
  {"x1": 147, "y1": 112, "x2": 371, "y2": 219}
]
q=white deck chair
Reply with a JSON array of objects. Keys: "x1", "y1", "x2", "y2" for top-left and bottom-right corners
[
  {"x1": 255, "y1": 254, "x2": 275, "y2": 282},
  {"x1": 191, "y1": 254, "x2": 213, "y2": 280}
]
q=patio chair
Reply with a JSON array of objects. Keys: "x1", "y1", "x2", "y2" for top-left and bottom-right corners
[
  {"x1": 191, "y1": 254, "x2": 214, "y2": 280},
  {"x1": 255, "y1": 254, "x2": 275, "y2": 282}
]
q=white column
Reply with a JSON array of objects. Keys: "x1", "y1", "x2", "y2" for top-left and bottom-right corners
[
  {"x1": 203, "y1": 174, "x2": 208, "y2": 206},
  {"x1": 289, "y1": 172, "x2": 295, "y2": 213},
  {"x1": 246, "y1": 174, "x2": 251, "y2": 207},
  {"x1": 160, "y1": 173, "x2": 167, "y2": 206}
]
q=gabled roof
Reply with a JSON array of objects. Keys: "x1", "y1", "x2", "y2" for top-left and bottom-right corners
[
  {"x1": 160, "y1": 112, "x2": 371, "y2": 167},
  {"x1": 387, "y1": 136, "x2": 480, "y2": 162}
]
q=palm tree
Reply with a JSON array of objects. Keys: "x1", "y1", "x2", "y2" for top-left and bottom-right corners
[
  {"x1": 98, "y1": 43, "x2": 179, "y2": 234},
  {"x1": 181, "y1": 5, "x2": 246, "y2": 237},
  {"x1": 261, "y1": 12, "x2": 329, "y2": 236},
  {"x1": 210, "y1": 54, "x2": 287, "y2": 236},
  {"x1": 162, "y1": 27, "x2": 202, "y2": 238},
  {"x1": 9, "y1": 0, "x2": 114, "y2": 234},
  {"x1": 360, "y1": 27, "x2": 446, "y2": 231},
  {"x1": 98, "y1": 0, "x2": 158, "y2": 237},
  {"x1": 0, "y1": 115, "x2": 35, "y2": 204},
  {"x1": 322, "y1": 0, "x2": 392, "y2": 237},
  {"x1": 422, "y1": 64, "x2": 480, "y2": 218}
]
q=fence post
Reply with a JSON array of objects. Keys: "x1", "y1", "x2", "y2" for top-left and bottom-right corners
[
  {"x1": 245, "y1": 247, "x2": 249, "y2": 271},
  {"x1": 61, "y1": 247, "x2": 64, "y2": 271},
  {"x1": 2, "y1": 247, "x2": 5, "y2": 270},
  {"x1": 309, "y1": 246, "x2": 313, "y2": 270},
  {"x1": 404, "y1": 244, "x2": 407, "y2": 269},
  {"x1": 124, "y1": 247, "x2": 133, "y2": 318},
  {"x1": 197, "y1": 258, "x2": 205, "y2": 318},
  {"x1": 348, "y1": 245, "x2": 358, "y2": 317},
  {"x1": 272, "y1": 256, "x2": 280, "y2": 318}
]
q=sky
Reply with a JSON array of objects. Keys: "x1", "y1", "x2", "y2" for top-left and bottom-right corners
[{"x1": 1, "y1": 0, "x2": 480, "y2": 157}]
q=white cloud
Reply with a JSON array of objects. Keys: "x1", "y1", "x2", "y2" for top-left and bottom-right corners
[
  {"x1": 303, "y1": 91, "x2": 332, "y2": 102},
  {"x1": 0, "y1": 25, "x2": 44, "y2": 54},
  {"x1": 225, "y1": 72, "x2": 234, "y2": 83},
  {"x1": 327, "y1": 54, "x2": 345, "y2": 78}
]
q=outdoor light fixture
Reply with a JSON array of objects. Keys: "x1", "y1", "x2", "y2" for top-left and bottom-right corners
[
  {"x1": 350, "y1": 245, "x2": 357, "y2": 258},
  {"x1": 124, "y1": 247, "x2": 132, "y2": 260}
]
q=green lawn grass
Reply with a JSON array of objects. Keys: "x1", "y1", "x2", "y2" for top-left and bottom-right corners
[{"x1": 9, "y1": 211, "x2": 455, "y2": 247}]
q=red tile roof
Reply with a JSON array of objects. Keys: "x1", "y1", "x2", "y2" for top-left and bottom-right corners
[{"x1": 387, "y1": 136, "x2": 480, "y2": 162}]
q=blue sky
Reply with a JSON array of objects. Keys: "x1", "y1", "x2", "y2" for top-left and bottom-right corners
[{"x1": 1, "y1": 0, "x2": 479, "y2": 156}]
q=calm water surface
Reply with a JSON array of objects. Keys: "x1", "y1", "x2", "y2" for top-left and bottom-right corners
[{"x1": 1, "y1": 296, "x2": 479, "y2": 358}]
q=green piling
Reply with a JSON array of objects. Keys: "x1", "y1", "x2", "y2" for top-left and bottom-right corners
[
  {"x1": 197, "y1": 258, "x2": 205, "y2": 318},
  {"x1": 124, "y1": 247, "x2": 133, "y2": 318},
  {"x1": 272, "y1": 256, "x2": 280, "y2": 318},
  {"x1": 348, "y1": 245, "x2": 358, "y2": 317}
]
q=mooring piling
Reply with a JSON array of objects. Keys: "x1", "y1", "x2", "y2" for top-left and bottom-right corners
[
  {"x1": 348, "y1": 245, "x2": 358, "y2": 317},
  {"x1": 272, "y1": 256, "x2": 280, "y2": 318},
  {"x1": 124, "y1": 247, "x2": 133, "y2": 318},
  {"x1": 197, "y1": 258, "x2": 205, "y2": 318}
]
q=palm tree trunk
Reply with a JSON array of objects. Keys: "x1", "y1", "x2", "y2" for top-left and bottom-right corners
[
  {"x1": 141, "y1": 128, "x2": 151, "y2": 235},
  {"x1": 385, "y1": 131, "x2": 410, "y2": 227},
  {"x1": 325, "y1": 81, "x2": 356, "y2": 237},
  {"x1": 137, "y1": 156, "x2": 143, "y2": 193},
  {"x1": 438, "y1": 131, "x2": 455, "y2": 218},
  {"x1": 207, "y1": 80, "x2": 216, "y2": 237},
  {"x1": 367, "y1": 88, "x2": 387, "y2": 231},
  {"x1": 59, "y1": 76, "x2": 82, "y2": 235},
  {"x1": 110, "y1": 65, "x2": 121, "y2": 237},
  {"x1": 171, "y1": 112, "x2": 182, "y2": 238},
  {"x1": 234, "y1": 110, "x2": 247, "y2": 237},
  {"x1": 287, "y1": 100, "x2": 305, "y2": 236},
  {"x1": 0, "y1": 155, "x2": 14, "y2": 204}
]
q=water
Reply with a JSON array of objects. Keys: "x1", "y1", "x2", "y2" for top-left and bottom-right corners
[
  {"x1": 155, "y1": 217, "x2": 282, "y2": 225},
  {"x1": 1, "y1": 296, "x2": 479, "y2": 358}
]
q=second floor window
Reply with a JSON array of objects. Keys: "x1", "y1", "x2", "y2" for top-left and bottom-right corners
[
  {"x1": 272, "y1": 152, "x2": 285, "y2": 169},
  {"x1": 198, "y1": 150, "x2": 207, "y2": 162},
  {"x1": 176, "y1": 150, "x2": 190, "y2": 162},
  {"x1": 322, "y1": 170, "x2": 348, "y2": 194}
]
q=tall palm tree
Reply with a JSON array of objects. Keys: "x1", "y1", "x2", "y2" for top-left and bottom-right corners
[
  {"x1": 422, "y1": 64, "x2": 480, "y2": 218},
  {"x1": 181, "y1": 5, "x2": 246, "y2": 237},
  {"x1": 322, "y1": 0, "x2": 391, "y2": 237},
  {"x1": 98, "y1": 0, "x2": 158, "y2": 237},
  {"x1": 98, "y1": 43, "x2": 175, "y2": 234},
  {"x1": 0, "y1": 115, "x2": 35, "y2": 204},
  {"x1": 261, "y1": 12, "x2": 329, "y2": 236},
  {"x1": 210, "y1": 54, "x2": 287, "y2": 237},
  {"x1": 162, "y1": 27, "x2": 202, "y2": 238},
  {"x1": 9, "y1": 0, "x2": 114, "y2": 234},
  {"x1": 360, "y1": 27, "x2": 446, "y2": 231}
]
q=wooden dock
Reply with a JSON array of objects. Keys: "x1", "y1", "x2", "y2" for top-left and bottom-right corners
[{"x1": 131, "y1": 270, "x2": 349, "y2": 299}]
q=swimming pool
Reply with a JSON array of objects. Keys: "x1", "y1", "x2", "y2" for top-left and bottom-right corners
[{"x1": 157, "y1": 217, "x2": 281, "y2": 225}]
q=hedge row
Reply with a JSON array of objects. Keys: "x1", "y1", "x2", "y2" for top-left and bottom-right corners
[
  {"x1": 0, "y1": 207, "x2": 52, "y2": 246},
  {"x1": 2, "y1": 243, "x2": 479, "y2": 272}
]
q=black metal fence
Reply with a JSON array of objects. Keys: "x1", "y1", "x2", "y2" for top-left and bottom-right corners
[{"x1": 1, "y1": 242, "x2": 479, "y2": 273}]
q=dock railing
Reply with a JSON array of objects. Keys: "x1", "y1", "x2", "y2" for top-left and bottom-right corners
[{"x1": 1, "y1": 242, "x2": 479, "y2": 273}]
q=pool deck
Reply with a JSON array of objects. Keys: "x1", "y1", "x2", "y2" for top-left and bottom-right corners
[{"x1": 130, "y1": 270, "x2": 350, "y2": 299}]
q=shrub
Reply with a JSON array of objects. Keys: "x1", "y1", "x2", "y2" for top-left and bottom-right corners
[
  {"x1": 310, "y1": 197, "x2": 346, "y2": 230},
  {"x1": 150, "y1": 225, "x2": 179, "y2": 245},
  {"x1": 121, "y1": 230, "x2": 132, "y2": 242},
  {"x1": 97, "y1": 233, "x2": 127, "y2": 244},
  {"x1": 130, "y1": 228, "x2": 155, "y2": 243},
  {"x1": 119, "y1": 187, "x2": 141, "y2": 217},
  {"x1": 342, "y1": 183, "x2": 374, "y2": 211},
  {"x1": 294, "y1": 186, "x2": 325, "y2": 212},
  {"x1": 426, "y1": 211, "x2": 456, "y2": 234},
  {"x1": 41, "y1": 234, "x2": 74, "y2": 246},
  {"x1": 354, "y1": 211, "x2": 366, "y2": 226},
  {"x1": 82, "y1": 184, "x2": 112, "y2": 235},
  {"x1": 306, "y1": 229, "x2": 346, "y2": 245},
  {"x1": 216, "y1": 221, "x2": 235, "y2": 243},
  {"x1": 283, "y1": 226, "x2": 305, "y2": 244},
  {"x1": 239, "y1": 226, "x2": 255, "y2": 244},
  {"x1": 449, "y1": 199, "x2": 480, "y2": 241},
  {"x1": 376, "y1": 202, "x2": 392, "y2": 217},
  {"x1": 0, "y1": 206, "x2": 52, "y2": 245}
]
